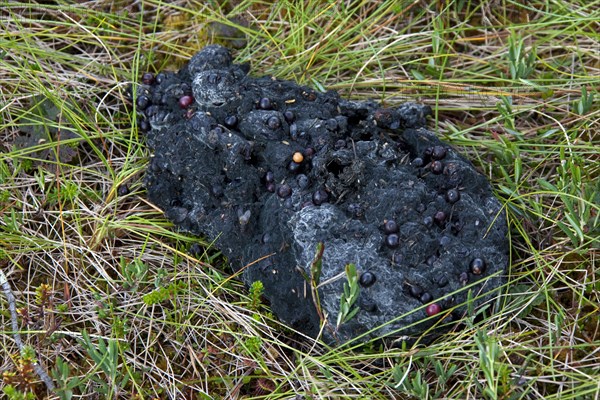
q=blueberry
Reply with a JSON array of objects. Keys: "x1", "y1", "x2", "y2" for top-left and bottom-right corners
[
  {"x1": 136, "y1": 95, "x2": 150, "y2": 110},
  {"x1": 432, "y1": 146, "x2": 447, "y2": 160},
  {"x1": 141, "y1": 72, "x2": 154, "y2": 85},
  {"x1": 117, "y1": 184, "x2": 129, "y2": 196},
  {"x1": 312, "y1": 189, "x2": 329, "y2": 206},
  {"x1": 434, "y1": 211, "x2": 446, "y2": 227},
  {"x1": 266, "y1": 182, "x2": 276, "y2": 193},
  {"x1": 288, "y1": 161, "x2": 302, "y2": 174},
  {"x1": 277, "y1": 184, "x2": 292, "y2": 198},
  {"x1": 409, "y1": 285, "x2": 423, "y2": 298},
  {"x1": 259, "y1": 97, "x2": 272, "y2": 110},
  {"x1": 384, "y1": 219, "x2": 399, "y2": 234},
  {"x1": 224, "y1": 115, "x2": 238, "y2": 127},
  {"x1": 420, "y1": 292, "x2": 433, "y2": 304},
  {"x1": 359, "y1": 271, "x2": 376, "y2": 287},
  {"x1": 446, "y1": 189, "x2": 460, "y2": 204},
  {"x1": 264, "y1": 171, "x2": 275, "y2": 183},
  {"x1": 412, "y1": 157, "x2": 424, "y2": 167},
  {"x1": 423, "y1": 216, "x2": 433, "y2": 228},
  {"x1": 155, "y1": 72, "x2": 165, "y2": 84},
  {"x1": 470, "y1": 258, "x2": 486, "y2": 275},
  {"x1": 431, "y1": 160, "x2": 444, "y2": 174},
  {"x1": 425, "y1": 303, "x2": 442, "y2": 316},
  {"x1": 267, "y1": 116, "x2": 280, "y2": 129},
  {"x1": 385, "y1": 233, "x2": 400, "y2": 248},
  {"x1": 284, "y1": 110, "x2": 295, "y2": 123}
]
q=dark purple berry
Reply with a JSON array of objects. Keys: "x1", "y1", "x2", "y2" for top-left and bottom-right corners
[
  {"x1": 432, "y1": 146, "x2": 447, "y2": 160},
  {"x1": 142, "y1": 72, "x2": 154, "y2": 85},
  {"x1": 136, "y1": 95, "x2": 150, "y2": 110},
  {"x1": 385, "y1": 233, "x2": 400, "y2": 248},
  {"x1": 224, "y1": 115, "x2": 238, "y2": 127},
  {"x1": 117, "y1": 184, "x2": 129, "y2": 196},
  {"x1": 304, "y1": 147, "x2": 315, "y2": 158},
  {"x1": 264, "y1": 171, "x2": 275, "y2": 183},
  {"x1": 412, "y1": 157, "x2": 424, "y2": 167},
  {"x1": 434, "y1": 211, "x2": 446, "y2": 227},
  {"x1": 259, "y1": 97, "x2": 272, "y2": 110},
  {"x1": 446, "y1": 189, "x2": 460, "y2": 204},
  {"x1": 178, "y1": 95, "x2": 194, "y2": 109},
  {"x1": 359, "y1": 271, "x2": 376, "y2": 287},
  {"x1": 431, "y1": 160, "x2": 444, "y2": 174},
  {"x1": 409, "y1": 285, "x2": 423, "y2": 298},
  {"x1": 312, "y1": 189, "x2": 329, "y2": 205},
  {"x1": 425, "y1": 303, "x2": 442, "y2": 316},
  {"x1": 288, "y1": 161, "x2": 302, "y2": 174},
  {"x1": 155, "y1": 73, "x2": 165, "y2": 84},
  {"x1": 283, "y1": 110, "x2": 295, "y2": 123},
  {"x1": 423, "y1": 216, "x2": 433, "y2": 228},
  {"x1": 266, "y1": 182, "x2": 276, "y2": 193},
  {"x1": 277, "y1": 184, "x2": 292, "y2": 198},
  {"x1": 420, "y1": 292, "x2": 433, "y2": 304},
  {"x1": 470, "y1": 258, "x2": 486, "y2": 275},
  {"x1": 267, "y1": 116, "x2": 280, "y2": 129},
  {"x1": 384, "y1": 220, "x2": 399, "y2": 234}
]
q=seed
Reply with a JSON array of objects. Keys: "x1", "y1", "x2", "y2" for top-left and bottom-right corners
[
  {"x1": 431, "y1": 160, "x2": 444, "y2": 174},
  {"x1": 267, "y1": 116, "x2": 280, "y2": 129},
  {"x1": 420, "y1": 292, "x2": 432, "y2": 304},
  {"x1": 470, "y1": 258, "x2": 486, "y2": 275},
  {"x1": 284, "y1": 110, "x2": 295, "y2": 123},
  {"x1": 178, "y1": 95, "x2": 194, "y2": 109},
  {"x1": 259, "y1": 97, "x2": 272, "y2": 110},
  {"x1": 277, "y1": 184, "x2": 292, "y2": 198},
  {"x1": 431, "y1": 146, "x2": 447, "y2": 160},
  {"x1": 425, "y1": 303, "x2": 442, "y2": 316},
  {"x1": 412, "y1": 157, "x2": 424, "y2": 167},
  {"x1": 359, "y1": 271, "x2": 376, "y2": 287},
  {"x1": 136, "y1": 95, "x2": 150, "y2": 110},
  {"x1": 446, "y1": 189, "x2": 460, "y2": 204},
  {"x1": 292, "y1": 152, "x2": 304, "y2": 163},
  {"x1": 409, "y1": 285, "x2": 423, "y2": 298},
  {"x1": 385, "y1": 233, "x2": 400, "y2": 248},
  {"x1": 384, "y1": 219, "x2": 399, "y2": 234},
  {"x1": 224, "y1": 115, "x2": 238, "y2": 127},
  {"x1": 434, "y1": 211, "x2": 446, "y2": 227},
  {"x1": 312, "y1": 189, "x2": 329, "y2": 206},
  {"x1": 141, "y1": 72, "x2": 154, "y2": 85}
]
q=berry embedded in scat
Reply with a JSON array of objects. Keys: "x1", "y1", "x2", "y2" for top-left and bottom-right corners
[
  {"x1": 385, "y1": 233, "x2": 400, "y2": 248},
  {"x1": 470, "y1": 258, "x2": 486, "y2": 275},
  {"x1": 178, "y1": 95, "x2": 194, "y2": 109},
  {"x1": 267, "y1": 116, "x2": 281, "y2": 129},
  {"x1": 224, "y1": 115, "x2": 238, "y2": 127},
  {"x1": 136, "y1": 95, "x2": 150, "y2": 110},
  {"x1": 359, "y1": 271, "x2": 376, "y2": 287},
  {"x1": 425, "y1": 303, "x2": 442, "y2": 316},
  {"x1": 259, "y1": 97, "x2": 272, "y2": 110},
  {"x1": 383, "y1": 219, "x2": 399, "y2": 234},
  {"x1": 431, "y1": 146, "x2": 447, "y2": 160},
  {"x1": 431, "y1": 160, "x2": 444, "y2": 174},
  {"x1": 446, "y1": 188, "x2": 460, "y2": 204},
  {"x1": 283, "y1": 110, "x2": 295, "y2": 123},
  {"x1": 277, "y1": 184, "x2": 292, "y2": 198},
  {"x1": 434, "y1": 211, "x2": 446, "y2": 227},
  {"x1": 142, "y1": 72, "x2": 155, "y2": 85},
  {"x1": 312, "y1": 189, "x2": 329, "y2": 206}
]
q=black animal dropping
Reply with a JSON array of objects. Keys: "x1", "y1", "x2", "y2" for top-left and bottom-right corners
[{"x1": 359, "y1": 271, "x2": 376, "y2": 287}]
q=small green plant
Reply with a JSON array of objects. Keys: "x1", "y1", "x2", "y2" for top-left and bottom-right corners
[
  {"x1": 119, "y1": 256, "x2": 148, "y2": 288},
  {"x1": 80, "y1": 330, "x2": 129, "y2": 397},
  {"x1": 52, "y1": 357, "x2": 83, "y2": 400},
  {"x1": 142, "y1": 281, "x2": 187, "y2": 305},
  {"x1": 248, "y1": 280, "x2": 264, "y2": 310},
  {"x1": 475, "y1": 330, "x2": 510, "y2": 399},
  {"x1": 506, "y1": 34, "x2": 536, "y2": 80},
  {"x1": 573, "y1": 86, "x2": 596, "y2": 115},
  {"x1": 335, "y1": 263, "x2": 360, "y2": 330}
]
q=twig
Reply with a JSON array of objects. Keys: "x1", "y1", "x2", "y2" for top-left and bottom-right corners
[{"x1": 0, "y1": 269, "x2": 56, "y2": 391}]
